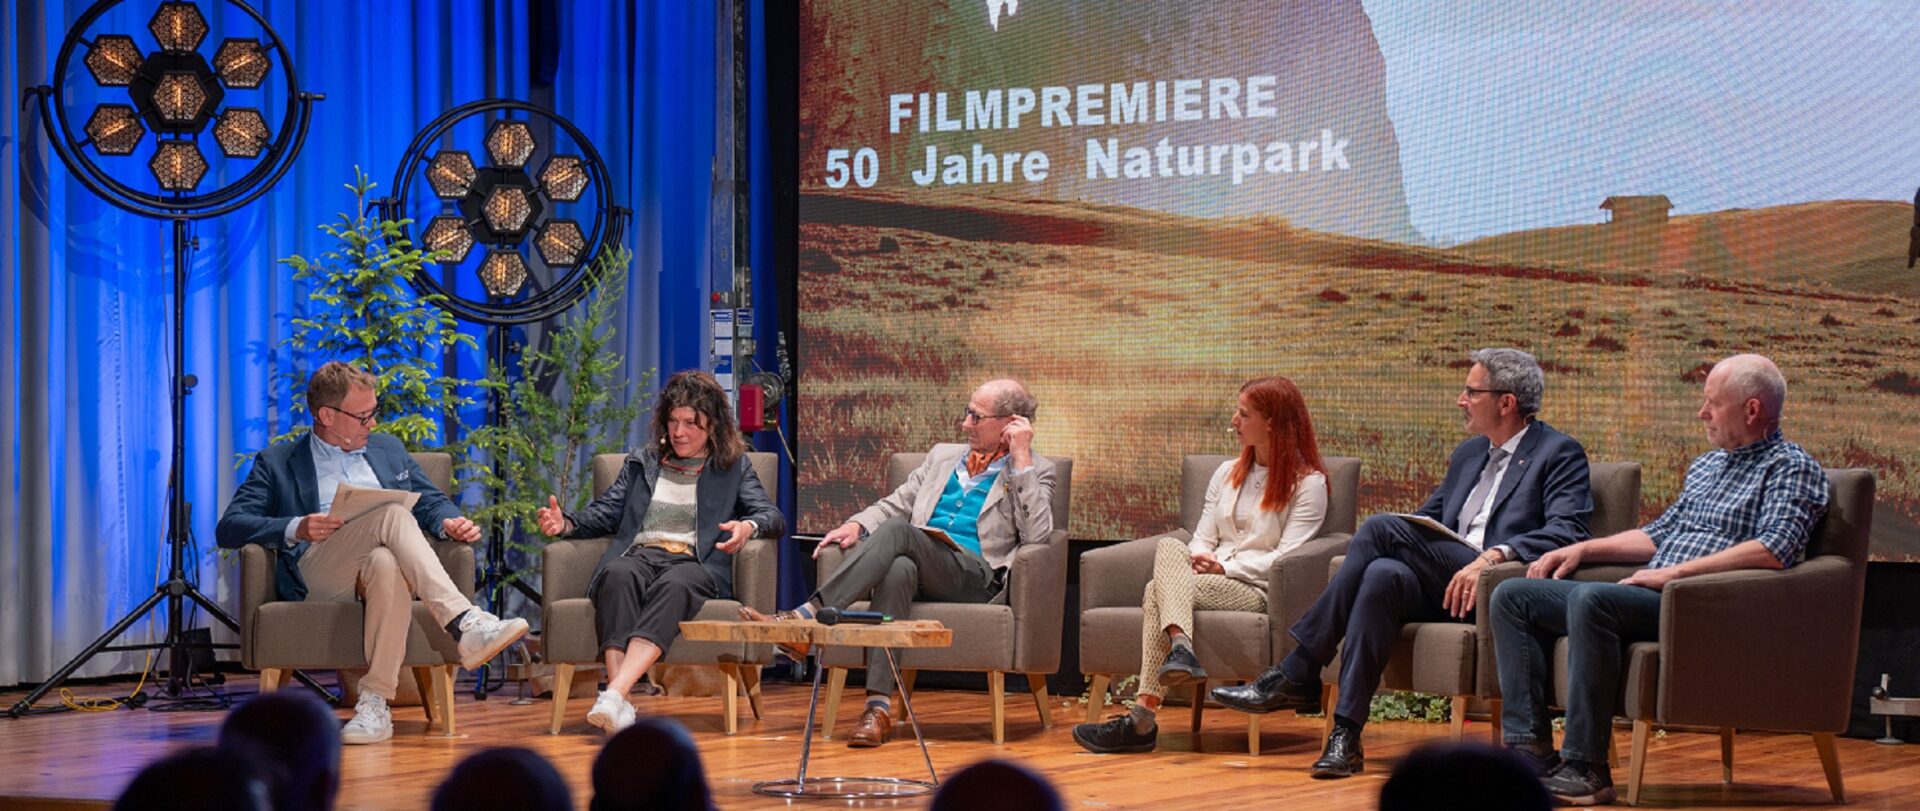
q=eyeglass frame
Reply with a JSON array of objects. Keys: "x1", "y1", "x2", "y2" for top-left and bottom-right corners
[
  {"x1": 961, "y1": 407, "x2": 1010, "y2": 424},
  {"x1": 319, "y1": 404, "x2": 378, "y2": 427},
  {"x1": 1461, "y1": 387, "x2": 1513, "y2": 399}
]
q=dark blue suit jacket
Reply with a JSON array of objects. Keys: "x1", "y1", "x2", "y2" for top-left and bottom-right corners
[
  {"x1": 1411, "y1": 420, "x2": 1593, "y2": 562},
  {"x1": 215, "y1": 433, "x2": 464, "y2": 601}
]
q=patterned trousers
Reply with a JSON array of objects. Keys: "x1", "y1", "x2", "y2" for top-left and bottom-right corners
[{"x1": 1138, "y1": 537, "x2": 1266, "y2": 699}]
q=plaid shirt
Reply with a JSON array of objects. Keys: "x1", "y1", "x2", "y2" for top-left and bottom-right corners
[{"x1": 1642, "y1": 430, "x2": 1828, "y2": 569}]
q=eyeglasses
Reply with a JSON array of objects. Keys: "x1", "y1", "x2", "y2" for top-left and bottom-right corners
[
  {"x1": 1462, "y1": 387, "x2": 1512, "y2": 399},
  {"x1": 961, "y1": 408, "x2": 1009, "y2": 423},
  {"x1": 321, "y1": 404, "x2": 377, "y2": 427}
]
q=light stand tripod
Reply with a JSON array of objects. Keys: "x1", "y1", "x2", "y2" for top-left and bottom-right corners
[{"x1": 7, "y1": 0, "x2": 317, "y2": 717}]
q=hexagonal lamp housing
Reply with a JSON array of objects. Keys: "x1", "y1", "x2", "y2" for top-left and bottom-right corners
[
  {"x1": 485, "y1": 120, "x2": 536, "y2": 168},
  {"x1": 482, "y1": 185, "x2": 535, "y2": 236},
  {"x1": 214, "y1": 107, "x2": 271, "y2": 158},
  {"x1": 538, "y1": 154, "x2": 589, "y2": 203},
  {"x1": 131, "y1": 51, "x2": 223, "y2": 135},
  {"x1": 212, "y1": 38, "x2": 271, "y2": 89},
  {"x1": 149, "y1": 1, "x2": 209, "y2": 53},
  {"x1": 535, "y1": 219, "x2": 587, "y2": 267},
  {"x1": 85, "y1": 35, "x2": 143, "y2": 87},
  {"x1": 477, "y1": 249, "x2": 529, "y2": 297},
  {"x1": 421, "y1": 216, "x2": 476, "y2": 265},
  {"x1": 85, "y1": 104, "x2": 146, "y2": 156},
  {"x1": 150, "y1": 140, "x2": 209, "y2": 191},
  {"x1": 426, "y1": 150, "x2": 478, "y2": 199}
]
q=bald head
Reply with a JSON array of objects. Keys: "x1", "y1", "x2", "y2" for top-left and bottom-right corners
[
  {"x1": 1710, "y1": 354, "x2": 1786, "y2": 421},
  {"x1": 976, "y1": 379, "x2": 1037, "y2": 421},
  {"x1": 1700, "y1": 354, "x2": 1786, "y2": 450}
]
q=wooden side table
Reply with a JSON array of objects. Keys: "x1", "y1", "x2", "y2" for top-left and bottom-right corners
[{"x1": 679, "y1": 618, "x2": 953, "y2": 799}]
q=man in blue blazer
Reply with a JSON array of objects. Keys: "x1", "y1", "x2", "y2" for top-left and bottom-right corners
[
  {"x1": 217, "y1": 362, "x2": 528, "y2": 744},
  {"x1": 1214, "y1": 348, "x2": 1593, "y2": 778}
]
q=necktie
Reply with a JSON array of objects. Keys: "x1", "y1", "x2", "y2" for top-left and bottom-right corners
[
  {"x1": 966, "y1": 448, "x2": 1007, "y2": 477},
  {"x1": 1457, "y1": 447, "x2": 1510, "y2": 535}
]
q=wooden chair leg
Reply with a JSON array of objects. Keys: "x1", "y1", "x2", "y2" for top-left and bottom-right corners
[
  {"x1": 548, "y1": 663, "x2": 575, "y2": 735},
  {"x1": 1489, "y1": 698, "x2": 1504, "y2": 743},
  {"x1": 900, "y1": 669, "x2": 918, "y2": 703},
  {"x1": 719, "y1": 664, "x2": 741, "y2": 736},
  {"x1": 742, "y1": 665, "x2": 764, "y2": 720},
  {"x1": 1322, "y1": 684, "x2": 1338, "y2": 743},
  {"x1": 1085, "y1": 675, "x2": 1111, "y2": 723},
  {"x1": 1813, "y1": 732, "x2": 1844, "y2": 803},
  {"x1": 820, "y1": 668, "x2": 847, "y2": 739},
  {"x1": 1609, "y1": 730, "x2": 1622, "y2": 769},
  {"x1": 1719, "y1": 728, "x2": 1734, "y2": 784},
  {"x1": 1450, "y1": 696, "x2": 1468, "y2": 742},
  {"x1": 258, "y1": 668, "x2": 286, "y2": 693},
  {"x1": 1627, "y1": 719, "x2": 1651, "y2": 806},
  {"x1": 1025, "y1": 673, "x2": 1053, "y2": 728},
  {"x1": 431, "y1": 666, "x2": 458, "y2": 737},
  {"x1": 412, "y1": 668, "x2": 436, "y2": 726},
  {"x1": 1247, "y1": 711, "x2": 1261, "y2": 756},
  {"x1": 989, "y1": 670, "x2": 1007, "y2": 744},
  {"x1": 1189, "y1": 680, "x2": 1208, "y2": 735}
]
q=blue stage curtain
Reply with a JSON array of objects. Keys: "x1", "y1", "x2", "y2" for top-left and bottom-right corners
[{"x1": 0, "y1": 0, "x2": 731, "y2": 686}]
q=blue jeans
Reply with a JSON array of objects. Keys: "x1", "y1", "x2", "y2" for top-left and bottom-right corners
[{"x1": 1491, "y1": 577, "x2": 1661, "y2": 764}]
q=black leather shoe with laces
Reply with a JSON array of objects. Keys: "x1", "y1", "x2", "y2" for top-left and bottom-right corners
[
  {"x1": 1071, "y1": 714, "x2": 1157, "y2": 754},
  {"x1": 1210, "y1": 666, "x2": 1321, "y2": 714},
  {"x1": 1310, "y1": 724, "x2": 1365, "y2": 778},
  {"x1": 1155, "y1": 645, "x2": 1208, "y2": 689}
]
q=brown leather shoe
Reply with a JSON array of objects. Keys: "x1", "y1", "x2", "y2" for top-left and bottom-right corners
[
  {"x1": 736, "y1": 605, "x2": 810, "y2": 661},
  {"x1": 846, "y1": 706, "x2": 893, "y2": 748}
]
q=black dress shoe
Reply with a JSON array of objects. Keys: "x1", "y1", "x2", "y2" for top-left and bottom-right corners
[
  {"x1": 1210, "y1": 667, "x2": 1321, "y2": 714},
  {"x1": 1155, "y1": 645, "x2": 1208, "y2": 689},
  {"x1": 1310, "y1": 724, "x2": 1365, "y2": 779},
  {"x1": 1071, "y1": 714, "x2": 1157, "y2": 754}
]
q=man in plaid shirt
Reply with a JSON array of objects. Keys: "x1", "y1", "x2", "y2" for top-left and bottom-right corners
[{"x1": 1489, "y1": 354, "x2": 1829, "y2": 806}]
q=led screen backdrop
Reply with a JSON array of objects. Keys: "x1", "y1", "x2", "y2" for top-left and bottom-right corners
[{"x1": 797, "y1": 0, "x2": 1920, "y2": 560}]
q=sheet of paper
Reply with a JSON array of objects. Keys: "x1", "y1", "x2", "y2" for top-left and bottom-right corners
[
  {"x1": 1390, "y1": 512, "x2": 1467, "y2": 544},
  {"x1": 329, "y1": 483, "x2": 420, "y2": 524},
  {"x1": 914, "y1": 524, "x2": 965, "y2": 552}
]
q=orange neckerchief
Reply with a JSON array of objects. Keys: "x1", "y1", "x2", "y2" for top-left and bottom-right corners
[{"x1": 965, "y1": 448, "x2": 1008, "y2": 477}]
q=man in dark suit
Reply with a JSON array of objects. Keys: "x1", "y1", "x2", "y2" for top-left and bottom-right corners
[
  {"x1": 1213, "y1": 348, "x2": 1593, "y2": 778},
  {"x1": 217, "y1": 362, "x2": 528, "y2": 744}
]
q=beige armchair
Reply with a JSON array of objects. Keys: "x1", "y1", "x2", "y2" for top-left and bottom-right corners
[
  {"x1": 1545, "y1": 467, "x2": 1872, "y2": 805},
  {"x1": 1078, "y1": 454, "x2": 1363, "y2": 754},
  {"x1": 242, "y1": 452, "x2": 472, "y2": 735},
  {"x1": 1321, "y1": 460, "x2": 1643, "y2": 742},
  {"x1": 540, "y1": 451, "x2": 779, "y2": 735},
  {"x1": 814, "y1": 453, "x2": 1074, "y2": 744}
]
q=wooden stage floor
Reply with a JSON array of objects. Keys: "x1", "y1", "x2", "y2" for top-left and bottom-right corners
[{"x1": 2, "y1": 673, "x2": 1916, "y2": 809}]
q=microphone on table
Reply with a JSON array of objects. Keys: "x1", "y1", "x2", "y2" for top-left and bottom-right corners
[{"x1": 816, "y1": 607, "x2": 890, "y2": 625}]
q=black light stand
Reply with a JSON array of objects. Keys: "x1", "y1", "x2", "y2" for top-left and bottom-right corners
[
  {"x1": 377, "y1": 99, "x2": 627, "y2": 698},
  {"x1": 7, "y1": 0, "x2": 318, "y2": 717}
]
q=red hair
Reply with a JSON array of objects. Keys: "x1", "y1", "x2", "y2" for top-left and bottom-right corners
[{"x1": 1230, "y1": 376, "x2": 1326, "y2": 511}]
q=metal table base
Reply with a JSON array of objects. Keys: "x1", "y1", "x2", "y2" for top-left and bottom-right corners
[{"x1": 753, "y1": 647, "x2": 939, "y2": 799}]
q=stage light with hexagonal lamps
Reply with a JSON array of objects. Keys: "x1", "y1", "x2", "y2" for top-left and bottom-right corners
[
  {"x1": 376, "y1": 101, "x2": 627, "y2": 698},
  {"x1": 11, "y1": 0, "x2": 320, "y2": 720}
]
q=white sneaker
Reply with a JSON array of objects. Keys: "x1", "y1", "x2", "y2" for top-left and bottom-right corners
[
  {"x1": 455, "y1": 610, "x2": 530, "y2": 670},
  {"x1": 586, "y1": 689, "x2": 636, "y2": 735},
  {"x1": 341, "y1": 692, "x2": 393, "y2": 745}
]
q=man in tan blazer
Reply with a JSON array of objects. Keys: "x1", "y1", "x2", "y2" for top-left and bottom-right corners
[{"x1": 743, "y1": 379, "x2": 1057, "y2": 746}]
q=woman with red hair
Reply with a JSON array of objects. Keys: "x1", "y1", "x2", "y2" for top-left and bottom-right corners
[{"x1": 1073, "y1": 376, "x2": 1329, "y2": 754}]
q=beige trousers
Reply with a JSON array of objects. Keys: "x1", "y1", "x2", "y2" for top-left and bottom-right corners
[
  {"x1": 1138, "y1": 537, "x2": 1265, "y2": 699},
  {"x1": 298, "y1": 503, "x2": 472, "y2": 699}
]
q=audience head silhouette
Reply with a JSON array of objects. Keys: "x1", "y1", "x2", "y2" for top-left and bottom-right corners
[
  {"x1": 930, "y1": 758, "x2": 1062, "y2": 811},
  {"x1": 217, "y1": 689, "x2": 342, "y2": 811},
  {"x1": 591, "y1": 717, "x2": 713, "y2": 811},
  {"x1": 115, "y1": 746, "x2": 270, "y2": 811},
  {"x1": 1379, "y1": 742, "x2": 1551, "y2": 811},
  {"x1": 431, "y1": 746, "x2": 572, "y2": 811}
]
